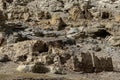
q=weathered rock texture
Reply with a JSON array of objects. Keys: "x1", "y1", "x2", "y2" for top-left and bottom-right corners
[{"x1": 0, "y1": 0, "x2": 120, "y2": 80}]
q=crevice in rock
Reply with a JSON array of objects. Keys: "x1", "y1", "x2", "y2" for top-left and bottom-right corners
[
  {"x1": 82, "y1": 10, "x2": 93, "y2": 19},
  {"x1": 93, "y1": 29, "x2": 111, "y2": 38},
  {"x1": 39, "y1": 43, "x2": 49, "y2": 53},
  {"x1": 6, "y1": 0, "x2": 13, "y2": 3},
  {"x1": 17, "y1": 55, "x2": 27, "y2": 62}
]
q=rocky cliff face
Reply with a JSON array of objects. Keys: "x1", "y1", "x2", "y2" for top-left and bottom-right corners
[{"x1": 0, "y1": 0, "x2": 120, "y2": 80}]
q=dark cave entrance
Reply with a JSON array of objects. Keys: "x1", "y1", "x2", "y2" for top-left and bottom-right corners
[
  {"x1": 101, "y1": 12, "x2": 110, "y2": 19},
  {"x1": 94, "y1": 29, "x2": 111, "y2": 38}
]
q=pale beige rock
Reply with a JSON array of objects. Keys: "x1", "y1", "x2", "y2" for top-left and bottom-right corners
[
  {"x1": 23, "y1": 12, "x2": 30, "y2": 21},
  {"x1": 114, "y1": 14, "x2": 120, "y2": 22},
  {"x1": 65, "y1": 55, "x2": 81, "y2": 72},
  {"x1": 0, "y1": 0, "x2": 4, "y2": 11},
  {"x1": 0, "y1": 40, "x2": 48, "y2": 62},
  {"x1": 48, "y1": 65, "x2": 64, "y2": 74},
  {"x1": 16, "y1": 64, "x2": 34, "y2": 72},
  {"x1": 108, "y1": 36, "x2": 120, "y2": 46}
]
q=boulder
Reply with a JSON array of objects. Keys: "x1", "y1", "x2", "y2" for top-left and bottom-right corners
[
  {"x1": 0, "y1": 10, "x2": 6, "y2": 26},
  {"x1": 16, "y1": 64, "x2": 34, "y2": 72},
  {"x1": 93, "y1": 54, "x2": 113, "y2": 72},
  {"x1": 0, "y1": 32, "x2": 6, "y2": 46},
  {"x1": 50, "y1": 14, "x2": 66, "y2": 30},
  {"x1": 65, "y1": 52, "x2": 113, "y2": 73},
  {"x1": 0, "y1": 40, "x2": 48, "y2": 62},
  {"x1": 69, "y1": 3, "x2": 93, "y2": 20},
  {"x1": 108, "y1": 36, "x2": 120, "y2": 46},
  {"x1": 69, "y1": 5, "x2": 82, "y2": 20},
  {"x1": 114, "y1": 14, "x2": 120, "y2": 22},
  {"x1": 66, "y1": 28, "x2": 85, "y2": 39},
  {"x1": 0, "y1": 54, "x2": 10, "y2": 62},
  {"x1": 48, "y1": 65, "x2": 65, "y2": 74},
  {"x1": 80, "y1": 53, "x2": 94, "y2": 73},
  {"x1": 80, "y1": 1, "x2": 93, "y2": 19},
  {"x1": 23, "y1": 12, "x2": 30, "y2": 21},
  {"x1": 32, "y1": 62, "x2": 49, "y2": 73},
  {"x1": 65, "y1": 55, "x2": 81, "y2": 72},
  {"x1": 38, "y1": 55, "x2": 54, "y2": 65},
  {"x1": 17, "y1": 62, "x2": 49, "y2": 73}
]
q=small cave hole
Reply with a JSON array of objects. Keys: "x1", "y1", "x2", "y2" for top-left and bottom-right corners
[
  {"x1": 17, "y1": 55, "x2": 27, "y2": 62},
  {"x1": 39, "y1": 43, "x2": 49, "y2": 53},
  {"x1": 101, "y1": 12, "x2": 110, "y2": 19},
  {"x1": 33, "y1": 42, "x2": 49, "y2": 54},
  {"x1": 94, "y1": 29, "x2": 111, "y2": 38}
]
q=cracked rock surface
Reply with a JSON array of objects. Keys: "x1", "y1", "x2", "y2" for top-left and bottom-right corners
[{"x1": 1, "y1": 0, "x2": 120, "y2": 80}]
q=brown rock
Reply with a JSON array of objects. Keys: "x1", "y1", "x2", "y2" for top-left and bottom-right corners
[
  {"x1": 32, "y1": 62, "x2": 49, "y2": 73},
  {"x1": 0, "y1": 54, "x2": 10, "y2": 62},
  {"x1": 65, "y1": 52, "x2": 113, "y2": 73},
  {"x1": 69, "y1": 5, "x2": 93, "y2": 20},
  {"x1": 0, "y1": 38, "x2": 5, "y2": 46},
  {"x1": 50, "y1": 14, "x2": 66, "y2": 30},
  {"x1": 93, "y1": 54, "x2": 113, "y2": 72},
  {"x1": 80, "y1": 1, "x2": 93, "y2": 19},
  {"x1": 81, "y1": 53, "x2": 94, "y2": 73},
  {"x1": 0, "y1": 10, "x2": 6, "y2": 25},
  {"x1": 0, "y1": 32, "x2": 6, "y2": 46},
  {"x1": 65, "y1": 55, "x2": 81, "y2": 72},
  {"x1": 35, "y1": 11, "x2": 51, "y2": 21},
  {"x1": 69, "y1": 6, "x2": 82, "y2": 20}
]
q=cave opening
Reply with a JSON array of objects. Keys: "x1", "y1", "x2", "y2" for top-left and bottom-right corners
[
  {"x1": 101, "y1": 12, "x2": 110, "y2": 19},
  {"x1": 94, "y1": 29, "x2": 111, "y2": 38}
]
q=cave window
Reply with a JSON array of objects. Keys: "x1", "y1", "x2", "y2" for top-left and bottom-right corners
[
  {"x1": 94, "y1": 29, "x2": 111, "y2": 38},
  {"x1": 101, "y1": 12, "x2": 110, "y2": 19}
]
